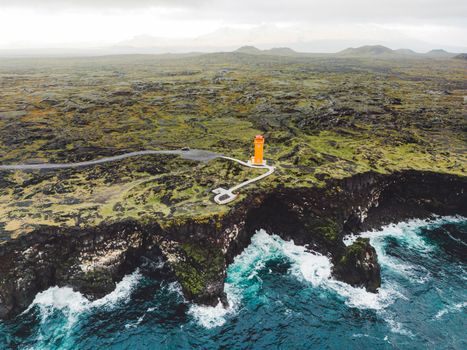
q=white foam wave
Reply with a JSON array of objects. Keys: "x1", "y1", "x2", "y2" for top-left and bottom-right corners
[
  {"x1": 262, "y1": 230, "x2": 402, "y2": 310},
  {"x1": 91, "y1": 270, "x2": 142, "y2": 309},
  {"x1": 125, "y1": 315, "x2": 145, "y2": 329},
  {"x1": 266, "y1": 230, "x2": 400, "y2": 309},
  {"x1": 280, "y1": 238, "x2": 332, "y2": 287},
  {"x1": 344, "y1": 215, "x2": 465, "y2": 247},
  {"x1": 188, "y1": 283, "x2": 241, "y2": 329},
  {"x1": 446, "y1": 232, "x2": 467, "y2": 247},
  {"x1": 27, "y1": 269, "x2": 142, "y2": 326},
  {"x1": 188, "y1": 230, "x2": 289, "y2": 329},
  {"x1": 188, "y1": 230, "x2": 295, "y2": 329},
  {"x1": 29, "y1": 286, "x2": 89, "y2": 327},
  {"x1": 165, "y1": 281, "x2": 184, "y2": 298},
  {"x1": 385, "y1": 317, "x2": 415, "y2": 337},
  {"x1": 343, "y1": 215, "x2": 466, "y2": 277},
  {"x1": 190, "y1": 217, "x2": 465, "y2": 329},
  {"x1": 190, "y1": 229, "x2": 400, "y2": 331},
  {"x1": 434, "y1": 301, "x2": 467, "y2": 319}
]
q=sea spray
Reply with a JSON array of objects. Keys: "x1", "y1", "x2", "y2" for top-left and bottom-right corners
[
  {"x1": 344, "y1": 215, "x2": 466, "y2": 249},
  {"x1": 189, "y1": 229, "x2": 403, "y2": 329},
  {"x1": 2, "y1": 217, "x2": 465, "y2": 349},
  {"x1": 188, "y1": 283, "x2": 240, "y2": 329},
  {"x1": 90, "y1": 269, "x2": 142, "y2": 309},
  {"x1": 344, "y1": 215, "x2": 467, "y2": 277},
  {"x1": 15, "y1": 269, "x2": 142, "y2": 349},
  {"x1": 28, "y1": 269, "x2": 142, "y2": 326},
  {"x1": 434, "y1": 301, "x2": 467, "y2": 319}
]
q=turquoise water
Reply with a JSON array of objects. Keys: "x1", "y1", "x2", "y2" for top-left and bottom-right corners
[{"x1": 1, "y1": 216, "x2": 466, "y2": 349}]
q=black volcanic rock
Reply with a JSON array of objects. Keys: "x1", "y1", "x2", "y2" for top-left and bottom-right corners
[
  {"x1": 0, "y1": 171, "x2": 466, "y2": 319},
  {"x1": 333, "y1": 238, "x2": 381, "y2": 292}
]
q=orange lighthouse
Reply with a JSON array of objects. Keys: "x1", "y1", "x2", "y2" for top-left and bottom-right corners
[{"x1": 251, "y1": 135, "x2": 265, "y2": 165}]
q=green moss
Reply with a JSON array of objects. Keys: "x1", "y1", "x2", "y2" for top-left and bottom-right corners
[
  {"x1": 80, "y1": 268, "x2": 114, "y2": 289},
  {"x1": 307, "y1": 217, "x2": 340, "y2": 243},
  {"x1": 172, "y1": 242, "x2": 225, "y2": 297},
  {"x1": 339, "y1": 237, "x2": 371, "y2": 265},
  {"x1": 0, "y1": 55, "x2": 465, "y2": 239},
  {"x1": 173, "y1": 263, "x2": 206, "y2": 296}
]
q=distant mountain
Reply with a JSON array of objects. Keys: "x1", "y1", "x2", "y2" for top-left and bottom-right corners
[
  {"x1": 263, "y1": 47, "x2": 298, "y2": 56},
  {"x1": 425, "y1": 49, "x2": 456, "y2": 58},
  {"x1": 394, "y1": 48, "x2": 418, "y2": 55},
  {"x1": 337, "y1": 45, "x2": 460, "y2": 59},
  {"x1": 234, "y1": 46, "x2": 300, "y2": 56},
  {"x1": 338, "y1": 45, "x2": 394, "y2": 56},
  {"x1": 234, "y1": 46, "x2": 263, "y2": 54},
  {"x1": 453, "y1": 53, "x2": 467, "y2": 60}
]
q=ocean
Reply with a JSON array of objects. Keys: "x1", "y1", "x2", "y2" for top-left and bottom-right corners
[{"x1": 1, "y1": 216, "x2": 466, "y2": 349}]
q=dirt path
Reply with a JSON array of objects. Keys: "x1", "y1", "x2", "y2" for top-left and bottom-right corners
[
  {"x1": 212, "y1": 156, "x2": 275, "y2": 204},
  {"x1": 0, "y1": 149, "x2": 221, "y2": 171},
  {"x1": 0, "y1": 149, "x2": 275, "y2": 205}
]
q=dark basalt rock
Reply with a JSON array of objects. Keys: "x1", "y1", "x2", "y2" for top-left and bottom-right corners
[
  {"x1": 333, "y1": 238, "x2": 381, "y2": 292},
  {"x1": 0, "y1": 170, "x2": 465, "y2": 319}
]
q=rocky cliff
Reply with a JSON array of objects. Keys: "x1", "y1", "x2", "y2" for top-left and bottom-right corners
[{"x1": 0, "y1": 170, "x2": 465, "y2": 319}]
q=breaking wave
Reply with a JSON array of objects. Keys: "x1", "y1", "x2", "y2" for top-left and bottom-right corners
[
  {"x1": 189, "y1": 228, "x2": 403, "y2": 330},
  {"x1": 1, "y1": 216, "x2": 465, "y2": 349},
  {"x1": 344, "y1": 215, "x2": 466, "y2": 277},
  {"x1": 190, "y1": 216, "x2": 466, "y2": 333},
  {"x1": 28, "y1": 269, "x2": 142, "y2": 323},
  {"x1": 21, "y1": 269, "x2": 142, "y2": 349}
]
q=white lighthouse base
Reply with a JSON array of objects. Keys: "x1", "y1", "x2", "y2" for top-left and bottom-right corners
[
  {"x1": 212, "y1": 187, "x2": 238, "y2": 205},
  {"x1": 248, "y1": 158, "x2": 266, "y2": 166}
]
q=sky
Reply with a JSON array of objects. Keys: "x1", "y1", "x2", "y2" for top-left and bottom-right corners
[{"x1": 0, "y1": 0, "x2": 465, "y2": 53}]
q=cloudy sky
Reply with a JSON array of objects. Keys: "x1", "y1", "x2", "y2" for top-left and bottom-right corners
[{"x1": 0, "y1": 0, "x2": 465, "y2": 53}]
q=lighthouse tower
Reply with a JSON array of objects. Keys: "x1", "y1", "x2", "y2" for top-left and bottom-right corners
[{"x1": 250, "y1": 135, "x2": 266, "y2": 165}]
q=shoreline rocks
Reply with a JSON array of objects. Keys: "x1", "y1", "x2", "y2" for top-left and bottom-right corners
[{"x1": 0, "y1": 170, "x2": 465, "y2": 319}]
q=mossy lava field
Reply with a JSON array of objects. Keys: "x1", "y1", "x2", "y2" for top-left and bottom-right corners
[{"x1": 0, "y1": 53, "x2": 465, "y2": 237}]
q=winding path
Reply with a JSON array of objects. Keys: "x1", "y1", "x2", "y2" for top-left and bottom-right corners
[
  {"x1": 212, "y1": 156, "x2": 275, "y2": 205},
  {"x1": 0, "y1": 149, "x2": 221, "y2": 171},
  {"x1": 0, "y1": 149, "x2": 275, "y2": 204}
]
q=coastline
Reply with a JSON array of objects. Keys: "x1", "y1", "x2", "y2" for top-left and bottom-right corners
[{"x1": 1, "y1": 169, "x2": 465, "y2": 319}]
